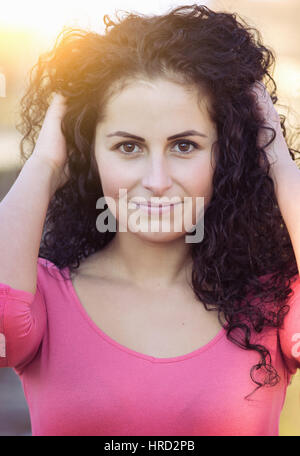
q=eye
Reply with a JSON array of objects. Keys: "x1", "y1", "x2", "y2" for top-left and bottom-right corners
[
  {"x1": 115, "y1": 142, "x2": 142, "y2": 155},
  {"x1": 171, "y1": 140, "x2": 200, "y2": 155},
  {"x1": 114, "y1": 139, "x2": 200, "y2": 156}
]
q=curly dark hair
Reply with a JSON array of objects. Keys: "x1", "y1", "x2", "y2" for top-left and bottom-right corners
[{"x1": 16, "y1": 3, "x2": 300, "y2": 399}]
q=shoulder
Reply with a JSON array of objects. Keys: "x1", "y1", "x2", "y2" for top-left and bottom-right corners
[
  {"x1": 37, "y1": 257, "x2": 55, "y2": 269},
  {"x1": 36, "y1": 257, "x2": 70, "y2": 290},
  {"x1": 37, "y1": 257, "x2": 68, "y2": 273},
  {"x1": 278, "y1": 273, "x2": 300, "y2": 374}
]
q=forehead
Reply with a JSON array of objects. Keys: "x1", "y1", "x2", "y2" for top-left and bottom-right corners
[{"x1": 101, "y1": 78, "x2": 214, "y2": 131}]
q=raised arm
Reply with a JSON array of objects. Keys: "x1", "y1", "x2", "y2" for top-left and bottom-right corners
[
  {"x1": 251, "y1": 81, "x2": 300, "y2": 276},
  {"x1": 0, "y1": 93, "x2": 69, "y2": 294}
]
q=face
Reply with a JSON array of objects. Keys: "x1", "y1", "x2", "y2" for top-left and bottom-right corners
[{"x1": 94, "y1": 77, "x2": 217, "y2": 243}]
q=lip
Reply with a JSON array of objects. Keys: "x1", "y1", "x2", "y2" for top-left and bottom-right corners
[
  {"x1": 130, "y1": 201, "x2": 182, "y2": 215},
  {"x1": 131, "y1": 201, "x2": 182, "y2": 207}
]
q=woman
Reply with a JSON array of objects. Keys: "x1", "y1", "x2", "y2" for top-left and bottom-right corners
[{"x1": 0, "y1": 4, "x2": 300, "y2": 436}]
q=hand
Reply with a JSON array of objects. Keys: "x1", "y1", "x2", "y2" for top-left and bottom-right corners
[
  {"x1": 32, "y1": 92, "x2": 70, "y2": 189},
  {"x1": 250, "y1": 81, "x2": 291, "y2": 170}
]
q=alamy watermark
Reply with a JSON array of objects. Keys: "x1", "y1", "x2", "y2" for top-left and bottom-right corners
[
  {"x1": 95, "y1": 189, "x2": 205, "y2": 243},
  {"x1": 291, "y1": 333, "x2": 300, "y2": 358}
]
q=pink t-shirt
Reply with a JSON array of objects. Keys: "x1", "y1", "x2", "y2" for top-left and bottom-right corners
[{"x1": 0, "y1": 257, "x2": 300, "y2": 436}]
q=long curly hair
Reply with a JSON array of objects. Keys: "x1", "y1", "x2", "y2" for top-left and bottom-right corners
[{"x1": 16, "y1": 4, "x2": 300, "y2": 399}]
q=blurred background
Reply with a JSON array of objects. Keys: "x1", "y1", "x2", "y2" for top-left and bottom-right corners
[{"x1": 0, "y1": 0, "x2": 299, "y2": 436}]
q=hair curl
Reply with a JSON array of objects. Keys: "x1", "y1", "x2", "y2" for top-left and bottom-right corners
[{"x1": 16, "y1": 4, "x2": 300, "y2": 399}]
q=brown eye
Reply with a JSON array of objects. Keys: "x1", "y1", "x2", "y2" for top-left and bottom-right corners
[
  {"x1": 117, "y1": 142, "x2": 141, "y2": 155},
  {"x1": 178, "y1": 142, "x2": 190, "y2": 152},
  {"x1": 114, "y1": 140, "x2": 199, "y2": 156},
  {"x1": 172, "y1": 140, "x2": 199, "y2": 155}
]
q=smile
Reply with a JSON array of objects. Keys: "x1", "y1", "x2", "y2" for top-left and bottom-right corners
[{"x1": 130, "y1": 201, "x2": 182, "y2": 214}]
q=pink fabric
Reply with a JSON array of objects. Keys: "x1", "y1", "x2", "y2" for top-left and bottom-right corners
[{"x1": 0, "y1": 257, "x2": 300, "y2": 436}]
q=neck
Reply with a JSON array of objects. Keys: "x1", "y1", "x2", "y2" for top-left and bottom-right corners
[{"x1": 102, "y1": 231, "x2": 193, "y2": 289}]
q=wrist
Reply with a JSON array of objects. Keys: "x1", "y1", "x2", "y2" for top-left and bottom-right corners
[{"x1": 25, "y1": 154, "x2": 63, "y2": 198}]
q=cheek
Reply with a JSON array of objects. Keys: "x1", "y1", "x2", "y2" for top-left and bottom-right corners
[
  {"x1": 97, "y1": 159, "x2": 131, "y2": 200},
  {"x1": 185, "y1": 160, "x2": 214, "y2": 228},
  {"x1": 187, "y1": 161, "x2": 214, "y2": 199},
  {"x1": 96, "y1": 159, "x2": 135, "y2": 223}
]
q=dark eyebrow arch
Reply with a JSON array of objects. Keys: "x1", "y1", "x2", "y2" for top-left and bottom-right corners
[{"x1": 106, "y1": 129, "x2": 208, "y2": 141}]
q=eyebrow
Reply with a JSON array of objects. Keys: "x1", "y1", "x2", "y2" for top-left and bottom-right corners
[{"x1": 106, "y1": 129, "x2": 208, "y2": 141}]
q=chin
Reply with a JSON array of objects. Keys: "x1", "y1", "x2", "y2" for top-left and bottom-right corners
[{"x1": 129, "y1": 227, "x2": 187, "y2": 244}]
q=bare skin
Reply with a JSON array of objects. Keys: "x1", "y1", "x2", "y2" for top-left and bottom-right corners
[
  {"x1": 0, "y1": 80, "x2": 223, "y2": 357},
  {"x1": 70, "y1": 253, "x2": 224, "y2": 358},
  {"x1": 70, "y1": 77, "x2": 224, "y2": 358},
  {"x1": 0, "y1": 93, "x2": 69, "y2": 293}
]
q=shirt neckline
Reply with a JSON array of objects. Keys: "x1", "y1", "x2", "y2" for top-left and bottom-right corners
[{"x1": 65, "y1": 265, "x2": 227, "y2": 364}]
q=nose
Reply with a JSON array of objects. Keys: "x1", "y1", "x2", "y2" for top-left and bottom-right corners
[{"x1": 141, "y1": 155, "x2": 173, "y2": 196}]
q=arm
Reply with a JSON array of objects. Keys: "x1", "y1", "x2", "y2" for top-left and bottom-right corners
[
  {"x1": 0, "y1": 93, "x2": 68, "y2": 294},
  {"x1": 0, "y1": 156, "x2": 60, "y2": 294},
  {"x1": 251, "y1": 82, "x2": 300, "y2": 275},
  {"x1": 0, "y1": 160, "x2": 56, "y2": 370},
  {"x1": 0, "y1": 93, "x2": 68, "y2": 371},
  {"x1": 269, "y1": 147, "x2": 300, "y2": 276}
]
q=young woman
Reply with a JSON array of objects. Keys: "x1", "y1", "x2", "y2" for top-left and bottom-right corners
[{"x1": 0, "y1": 4, "x2": 299, "y2": 436}]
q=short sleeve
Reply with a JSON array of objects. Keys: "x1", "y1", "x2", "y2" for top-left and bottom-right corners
[
  {"x1": 278, "y1": 274, "x2": 300, "y2": 375},
  {"x1": 0, "y1": 264, "x2": 47, "y2": 375}
]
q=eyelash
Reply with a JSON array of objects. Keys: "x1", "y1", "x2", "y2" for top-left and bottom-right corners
[{"x1": 113, "y1": 140, "x2": 200, "y2": 156}]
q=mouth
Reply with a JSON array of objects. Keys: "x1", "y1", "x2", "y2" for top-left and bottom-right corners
[
  {"x1": 130, "y1": 200, "x2": 182, "y2": 208},
  {"x1": 129, "y1": 201, "x2": 182, "y2": 214}
]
